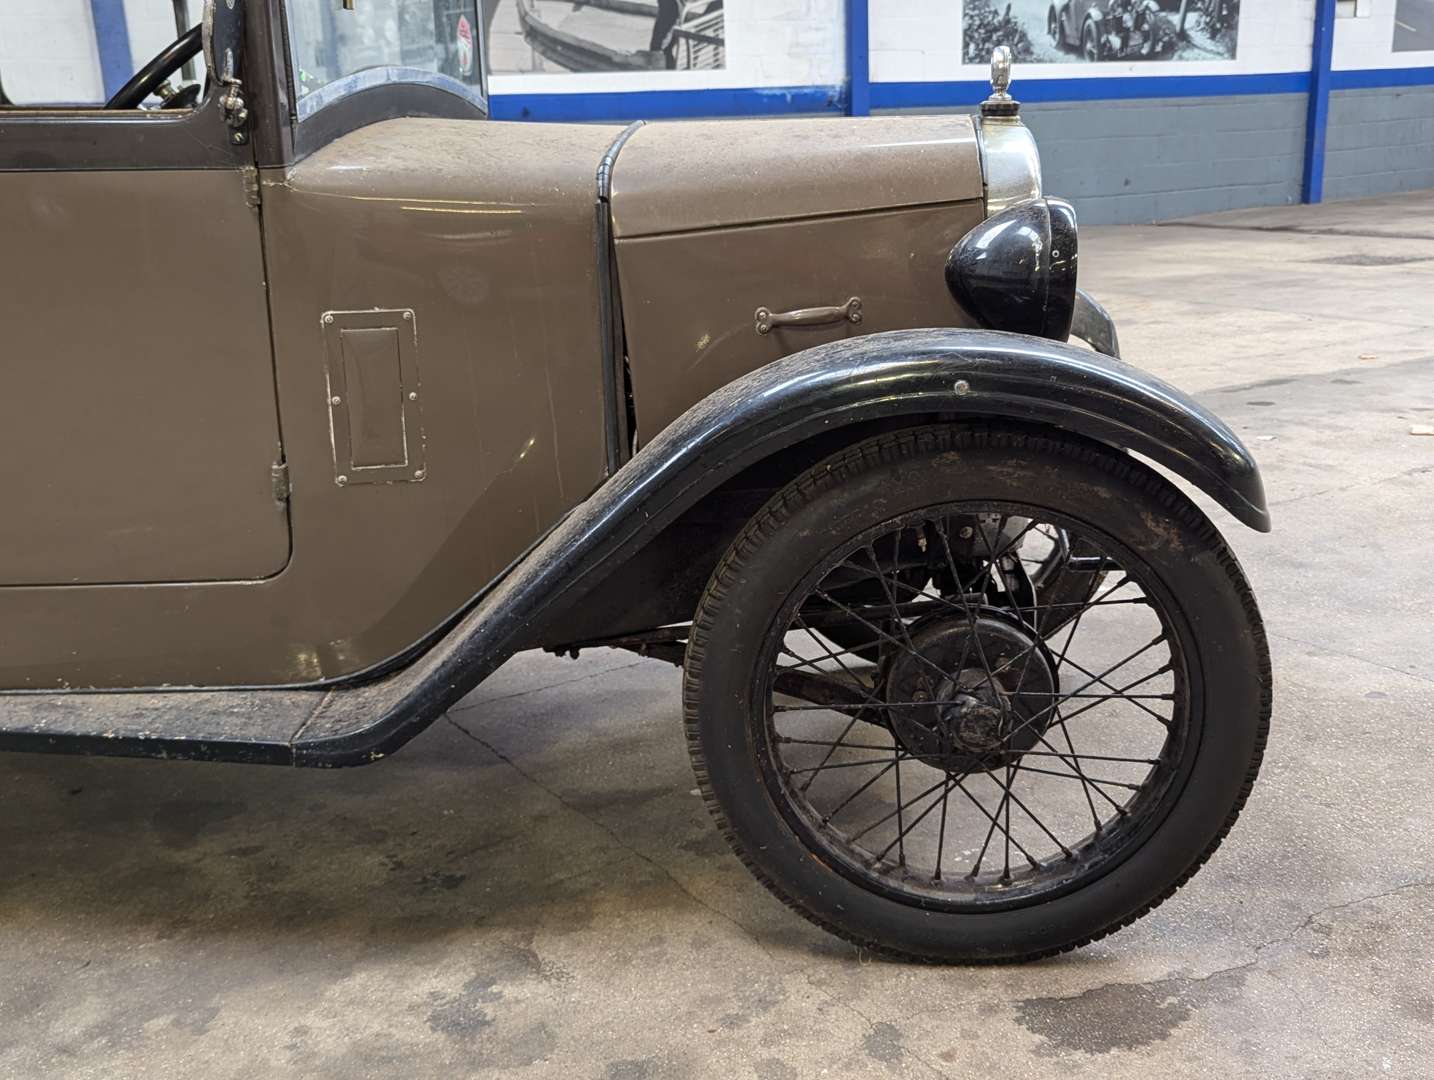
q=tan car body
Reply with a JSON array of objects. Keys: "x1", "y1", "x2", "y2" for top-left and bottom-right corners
[
  {"x1": 0, "y1": 93, "x2": 980, "y2": 689},
  {"x1": 0, "y1": 0, "x2": 1267, "y2": 780}
]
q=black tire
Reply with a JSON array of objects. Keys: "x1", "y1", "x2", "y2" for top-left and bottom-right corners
[
  {"x1": 1082, "y1": 19, "x2": 1104, "y2": 62},
  {"x1": 683, "y1": 425, "x2": 1270, "y2": 963},
  {"x1": 1047, "y1": 6, "x2": 1064, "y2": 48}
]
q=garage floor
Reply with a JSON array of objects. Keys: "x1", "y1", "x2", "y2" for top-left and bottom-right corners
[{"x1": 3, "y1": 190, "x2": 1433, "y2": 1080}]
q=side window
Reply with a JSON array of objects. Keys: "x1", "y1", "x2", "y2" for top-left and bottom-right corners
[{"x1": 0, "y1": 0, "x2": 207, "y2": 109}]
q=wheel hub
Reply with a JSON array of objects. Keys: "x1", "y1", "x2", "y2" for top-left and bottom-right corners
[{"x1": 883, "y1": 610, "x2": 1057, "y2": 774}]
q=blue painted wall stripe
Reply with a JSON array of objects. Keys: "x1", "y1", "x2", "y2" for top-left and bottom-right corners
[
  {"x1": 871, "y1": 70, "x2": 1312, "y2": 108},
  {"x1": 845, "y1": 0, "x2": 870, "y2": 117},
  {"x1": 488, "y1": 66, "x2": 1434, "y2": 125},
  {"x1": 490, "y1": 84, "x2": 845, "y2": 122},
  {"x1": 1303, "y1": 0, "x2": 1337, "y2": 204},
  {"x1": 88, "y1": 0, "x2": 133, "y2": 102},
  {"x1": 1331, "y1": 65, "x2": 1434, "y2": 90}
]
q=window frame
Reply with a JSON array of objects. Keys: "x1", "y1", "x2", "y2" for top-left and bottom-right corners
[
  {"x1": 273, "y1": 0, "x2": 489, "y2": 165},
  {"x1": 0, "y1": 0, "x2": 487, "y2": 174},
  {"x1": 0, "y1": 1, "x2": 269, "y2": 173}
]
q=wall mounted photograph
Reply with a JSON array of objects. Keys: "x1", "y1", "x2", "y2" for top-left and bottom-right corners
[
  {"x1": 484, "y1": 0, "x2": 724, "y2": 74},
  {"x1": 1393, "y1": 0, "x2": 1434, "y2": 51},
  {"x1": 964, "y1": 0, "x2": 1239, "y2": 63}
]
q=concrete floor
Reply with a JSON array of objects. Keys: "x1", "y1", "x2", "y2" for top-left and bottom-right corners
[{"x1": 3, "y1": 191, "x2": 1434, "y2": 1079}]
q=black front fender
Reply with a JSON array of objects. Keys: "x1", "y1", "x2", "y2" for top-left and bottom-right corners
[
  {"x1": 294, "y1": 327, "x2": 1267, "y2": 764},
  {"x1": 622, "y1": 327, "x2": 1267, "y2": 534}
]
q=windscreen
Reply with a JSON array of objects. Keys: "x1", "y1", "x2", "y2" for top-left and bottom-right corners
[{"x1": 284, "y1": 0, "x2": 484, "y2": 117}]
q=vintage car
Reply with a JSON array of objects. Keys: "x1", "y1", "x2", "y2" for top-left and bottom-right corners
[
  {"x1": 0, "y1": 3, "x2": 1270, "y2": 963},
  {"x1": 1048, "y1": 0, "x2": 1178, "y2": 61}
]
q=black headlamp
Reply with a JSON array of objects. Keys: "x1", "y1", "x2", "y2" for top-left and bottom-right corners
[{"x1": 944, "y1": 197, "x2": 1079, "y2": 342}]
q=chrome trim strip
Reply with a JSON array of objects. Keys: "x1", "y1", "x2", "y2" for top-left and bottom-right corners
[{"x1": 975, "y1": 114, "x2": 1043, "y2": 217}]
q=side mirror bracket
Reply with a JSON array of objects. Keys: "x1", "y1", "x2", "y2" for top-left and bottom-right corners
[{"x1": 203, "y1": 0, "x2": 249, "y2": 143}]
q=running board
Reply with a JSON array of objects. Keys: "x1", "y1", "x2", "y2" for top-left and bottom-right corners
[
  {"x1": 0, "y1": 585, "x2": 521, "y2": 768},
  {"x1": 0, "y1": 567, "x2": 529, "y2": 765},
  {"x1": 0, "y1": 688, "x2": 324, "y2": 766},
  {"x1": 0, "y1": 679, "x2": 433, "y2": 768}
]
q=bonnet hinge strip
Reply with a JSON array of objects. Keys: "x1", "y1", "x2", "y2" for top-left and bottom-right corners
[{"x1": 595, "y1": 119, "x2": 646, "y2": 476}]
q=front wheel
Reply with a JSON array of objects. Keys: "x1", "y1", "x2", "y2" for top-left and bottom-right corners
[{"x1": 683, "y1": 425, "x2": 1270, "y2": 962}]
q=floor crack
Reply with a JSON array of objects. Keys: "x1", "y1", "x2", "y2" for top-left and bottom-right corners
[
  {"x1": 444, "y1": 712, "x2": 776, "y2": 961},
  {"x1": 1269, "y1": 630, "x2": 1434, "y2": 686},
  {"x1": 801, "y1": 970, "x2": 954, "y2": 1079},
  {"x1": 1268, "y1": 464, "x2": 1434, "y2": 509},
  {"x1": 1008, "y1": 879, "x2": 1434, "y2": 1006},
  {"x1": 1263, "y1": 879, "x2": 1434, "y2": 953}
]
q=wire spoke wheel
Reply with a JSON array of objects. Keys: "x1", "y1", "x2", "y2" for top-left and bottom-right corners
[
  {"x1": 683, "y1": 426, "x2": 1269, "y2": 962},
  {"x1": 761, "y1": 502, "x2": 1187, "y2": 912}
]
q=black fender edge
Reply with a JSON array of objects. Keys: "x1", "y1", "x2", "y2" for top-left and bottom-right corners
[{"x1": 297, "y1": 327, "x2": 1267, "y2": 764}]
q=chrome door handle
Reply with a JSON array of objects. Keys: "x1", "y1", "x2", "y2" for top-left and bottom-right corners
[{"x1": 755, "y1": 296, "x2": 862, "y2": 335}]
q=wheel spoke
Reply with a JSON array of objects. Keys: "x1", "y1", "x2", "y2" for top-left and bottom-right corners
[
  {"x1": 1059, "y1": 713, "x2": 1104, "y2": 832},
  {"x1": 845, "y1": 777, "x2": 950, "y2": 845},
  {"x1": 813, "y1": 590, "x2": 956, "y2": 685},
  {"x1": 1021, "y1": 727, "x2": 1132, "y2": 815},
  {"x1": 876, "y1": 777, "x2": 957, "y2": 864},
  {"x1": 931, "y1": 517, "x2": 1005, "y2": 701},
  {"x1": 777, "y1": 736, "x2": 901, "y2": 752},
  {"x1": 958, "y1": 773, "x2": 1040, "y2": 876},
  {"x1": 1015, "y1": 749, "x2": 1159, "y2": 765},
  {"x1": 782, "y1": 614, "x2": 894, "y2": 790},
  {"x1": 985, "y1": 768, "x2": 1073, "y2": 858},
  {"x1": 821, "y1": 759, "x2": 899, "y2": 824},
  {"x1": 786, "y1": 755, "x2": 911, "y2": 777},
  {"x1": 1010, "y1": 761, "x2": 1143, "y2": 792},
  {"x1": 1038, "y1": 598, "x2": 1108, "y2": 829},
  {"x1": 933, "y1": 778, "x2": 953, "y2": 881}
]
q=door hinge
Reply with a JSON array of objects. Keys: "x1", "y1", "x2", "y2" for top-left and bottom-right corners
[
  {"x1": 218, "y1": 59, "x2": 249, "y2": 144},
  {"x1": 241, "y1": 165, "x2": 260, "y2": 210},
  {"x1": 271, "y1": 460, "x2": 291, "y2": 505}
]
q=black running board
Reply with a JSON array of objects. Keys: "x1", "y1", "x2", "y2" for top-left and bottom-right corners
[
  {"x1": 0, "y1": 572, "x2": 529, "y2": 767},
  {"x1": 0, "y1": 683, "x2": 404, "y2": 768}
]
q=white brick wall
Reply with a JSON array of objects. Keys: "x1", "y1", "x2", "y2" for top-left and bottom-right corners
[
  {"x1": 0, "y1": 0, "x2": 200, "y2": 105},
  {"x1": 870, "y1": 0, "x2": 960, "y2": 84},
  {"x1": 1334, "y1": 0, "x2": 1434, "y2": 69},
  {"x1": 0, "y1": 0, "x2": 103, "y2": 104},
  {"x1": 124, "y1": 0, "x2": 204, "y2": 82}
]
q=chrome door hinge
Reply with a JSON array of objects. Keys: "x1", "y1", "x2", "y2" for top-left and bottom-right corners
[
  {"x1": 220, "y1": 78, "x2": 248, "y2": 144},
  {"x1": 271, "y1": 460, "x2": 291, "y2": 505},
  {"x1": 217, "y1": 37, "x2": 248, "y2": 145}
]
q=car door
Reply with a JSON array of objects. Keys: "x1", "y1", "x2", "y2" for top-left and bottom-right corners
[{"x1": 0, "y1": 6, "x2": 288, "y2": 586}]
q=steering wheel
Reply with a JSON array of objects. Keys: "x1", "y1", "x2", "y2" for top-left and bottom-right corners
[{"x1": 106, "y1": 24, "x2": 204, "y2": 110}]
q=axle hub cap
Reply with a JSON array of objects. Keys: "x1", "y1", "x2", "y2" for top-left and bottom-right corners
[{"x1": 883, "y1": 611, "x2": 1057, "y2": 773}]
